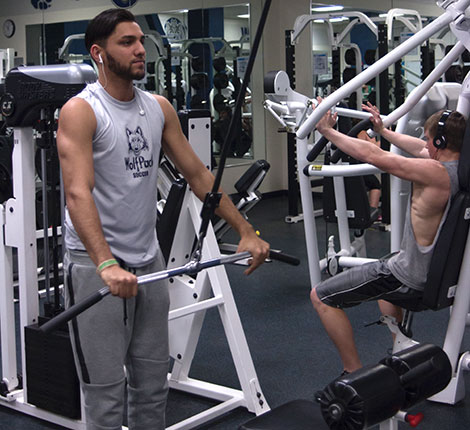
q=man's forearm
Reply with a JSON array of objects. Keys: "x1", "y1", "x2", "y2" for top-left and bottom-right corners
[
  {"x1": 67, "y1": 193, "x2": 114, "y2": 266},
  {"x1": 379, "y1": 128, "x2": 427, "y2": 157},
  {"x1": 322, "y1": 127, "x2": 373, "y2": 163},
  {"x1": 188, "y1": 169, "x2": 256, "y2": 238},
  {"x1": 216, "y1": 192, "x2": 255, "y2": 237}
]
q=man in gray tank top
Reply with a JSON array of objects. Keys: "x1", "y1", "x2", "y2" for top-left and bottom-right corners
[
  {"x1": 310, "y1": 101, "x2": 465, "y2": 375},
  {"x1": 56, "y1": 9, "x2": 269, "y2": 430}
]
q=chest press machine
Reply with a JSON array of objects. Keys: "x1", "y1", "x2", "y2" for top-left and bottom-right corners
[
  {"x1": 248, "y1": 1, "x2": 470, "y2": 429},
  {"x1": 0, "y1": 71, "x2": 272, "y2": 430}
]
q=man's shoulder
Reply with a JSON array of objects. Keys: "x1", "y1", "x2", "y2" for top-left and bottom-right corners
[
  {"x1": 59, "y1": 95, "x2": 96, "y2": 135},
  {"x1": 137, "y1": 90, "x2": 167, "y2": 111},
  {"x1": 61, "y1": 96, "x2": 94, "y2": 117},
  {"x1": 147, "y1": 93, "x2": 168, "y2": 105}
]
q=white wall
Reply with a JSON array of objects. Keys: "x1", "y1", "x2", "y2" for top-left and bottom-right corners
[{"x1": 224, "y1": 18, "x2": 249, "y2": 42}]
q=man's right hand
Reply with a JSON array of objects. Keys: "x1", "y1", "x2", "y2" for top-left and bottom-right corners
[
  {"x1": 362, "y1": 102, "x2": 384, "y2": 134},
  {"x1": 99, "y1": 265, "x2": 138, "y2": 298},
  {"x1": 315, "y1": 97, "x2": 338, "y2": 134}
]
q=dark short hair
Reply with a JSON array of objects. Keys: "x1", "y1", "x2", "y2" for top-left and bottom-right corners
[
  {"x1": 85, "y1": 8, "x2": 136, "y2": 53},
  {"x1": 424, "y1": 109, "x2": 466, "y2": 153}
]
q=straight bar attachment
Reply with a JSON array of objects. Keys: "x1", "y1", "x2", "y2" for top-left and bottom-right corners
[{"x1": 39, "y1": 251, "x2": 252, "y2": 334}]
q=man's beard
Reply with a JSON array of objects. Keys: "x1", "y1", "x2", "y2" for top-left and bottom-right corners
[{"x1": 106, "y1": 52, "x2": 145, "y2": 81}]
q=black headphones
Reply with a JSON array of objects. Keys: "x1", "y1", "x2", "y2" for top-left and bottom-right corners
[{"x1": 433, "y1": 110, "x2": 452, "y2": 149}]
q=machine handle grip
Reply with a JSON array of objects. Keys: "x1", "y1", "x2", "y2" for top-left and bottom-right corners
[
  {"x1": 39, "y1": 252, "x2": 252, "y2": 334},
  {"x1": 269, "y1": 250, "x2": 300, "y2": 266},
  {"x1": 306, "y1": 136, "x2": 328, "y2": 162},
  {"x1": 330, "y1": 149, "x2": 346, "y2": 164},
  {"x1": 39, "y1": 287, "x2": 109, "y2": 334}
]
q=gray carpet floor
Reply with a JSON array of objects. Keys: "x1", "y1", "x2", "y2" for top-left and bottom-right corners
[{"x1": 1, "y1": 194, "x2": 470, "y2": 429}]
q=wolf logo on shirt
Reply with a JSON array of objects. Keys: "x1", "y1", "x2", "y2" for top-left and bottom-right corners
[{"x1": 127, "y1": 126, "x2": 149, "y2": 156}]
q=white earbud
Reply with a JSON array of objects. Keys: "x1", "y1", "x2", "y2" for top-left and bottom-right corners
[{"x1": 98, "y1": 53, "x2": 103, "y2": 64}]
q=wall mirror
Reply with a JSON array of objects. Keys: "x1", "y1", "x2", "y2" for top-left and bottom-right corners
[
  {"x1": 24, "y1": 1, "x2": 264, "y2": 167},
  {"x1": 307, "y1": 3, "x2": 455, "y2": 113}
]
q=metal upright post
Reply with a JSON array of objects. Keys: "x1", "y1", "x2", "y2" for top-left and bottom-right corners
[
  {"x1": 0, "y1": 204, "x2": 17, "y2": 395},
  {"x1": 394, "y1": 60, "x2": 405, "y2": 107},
  {"x1": 378, "y1": 23, "x2": 391, "y2": 224},
  {"x1": 421, "y1": 41, "x2": 432, "y2": 80},
  {"x1": 4, "y1": 128, "x2": 40, "y2": 404},
  {"x1": 285, "y1": 30, "x2": 301, "y2": 223},
  {"x1": 331, "y1": 48, "x2": 341, "y2": 89}
]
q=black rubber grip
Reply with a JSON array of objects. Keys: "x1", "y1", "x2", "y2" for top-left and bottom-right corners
[
  {"x1": 307, "y1": 136, "x2": 328, "y2": 162},
  {"x1": 331, "y1": 118, "x2": 373, "y2": 163},
  {"x1": 330, "y1": 149, "x2": 346, "y2": 164},
  {"x1": 39, "y1": 288, "x2": 109, "y2": 334},
  {"x1": 269, "y1": 250, "x2": 300, "y2": 266}
]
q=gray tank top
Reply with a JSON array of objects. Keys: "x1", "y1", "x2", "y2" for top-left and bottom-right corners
[
  {"x1": 64, "y1": 82, "x2": 165, "y2": 266},
  {"x1": 387, "y1": 160, "x2": 459, "y2": 291}
]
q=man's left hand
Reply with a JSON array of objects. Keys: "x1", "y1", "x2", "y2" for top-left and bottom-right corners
[{"x1": 237, "y1": 230, "x2": 270, "y2": 275}]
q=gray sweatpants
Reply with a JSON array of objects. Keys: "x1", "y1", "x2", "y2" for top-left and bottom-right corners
[{"x1": 64, "y1": 249, "x2": 170, "y2": 430}]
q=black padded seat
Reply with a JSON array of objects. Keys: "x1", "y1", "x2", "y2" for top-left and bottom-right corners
[
  {"x1": 239, "y1": 399, "x2": 329, "y2": 430},
  {"x1": 234, "y1": 159, "x2": 270, "y2": 195}
]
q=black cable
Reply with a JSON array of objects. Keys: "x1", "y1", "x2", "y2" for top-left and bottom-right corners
[{"x1": 193, "y1": 0, "x2": 272, "y2": 259}]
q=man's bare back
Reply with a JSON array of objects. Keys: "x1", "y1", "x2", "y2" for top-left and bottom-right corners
[{"x1": 410, "y1": 165, "x2": 451, "y2": 247}]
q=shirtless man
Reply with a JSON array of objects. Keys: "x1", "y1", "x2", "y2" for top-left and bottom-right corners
[{"x1": 310, "y1": 101, "x2": 465, "y2": 374}]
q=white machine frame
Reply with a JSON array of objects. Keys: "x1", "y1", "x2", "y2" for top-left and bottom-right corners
[
  {"x1": 292, "y1": 8, "x2": 423, "y2": 111},
  {"x1": 293, "y1": 11, "x2": 377, "y2": 110},
  {"x1": 0, "y1": 91, "x2": 267, "y2": 429},
  {"x1": 265, "y1": 2, "x2": 470, "y2": 426},
  {"x1": 293, "y1": 0, "x2": 470, "y2": 413}
]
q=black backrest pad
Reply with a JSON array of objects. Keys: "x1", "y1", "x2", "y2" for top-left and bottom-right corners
[
  {"x1": 424, "y1": 191, "x2": 470, "y2": 309},
  {"x1": 234, "y1": 159, "x2": 270, "y2": 194},
  {"x1": 423, "y1": 119, "x2": 470, "y2": 310}
]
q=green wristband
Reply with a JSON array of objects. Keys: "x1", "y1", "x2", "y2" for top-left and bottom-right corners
[{"x1": 96, "y1": 258, "x2": 119, "y2": 274}]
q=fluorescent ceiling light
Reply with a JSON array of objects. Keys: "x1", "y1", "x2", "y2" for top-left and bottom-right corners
[
  {"x1": 312, "y1": 5, "x2": 344, "y2": 12},
  {"x1": 314, "y1": 16, "x2": 348, "y2": 23},
  {"x1": 237, "y1": 14, "x2": 250, "y2": 19},
  {"x1": 330, "y1": 16, "x2": 349, "y2": 22},
  {"x1": 379, "y1": 13, "x2": 404, "y2": 18}
]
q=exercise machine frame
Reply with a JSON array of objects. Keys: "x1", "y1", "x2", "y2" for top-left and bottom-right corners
[
  {"x1": 0, "y1": 67, "x2": 269, "y2": 429},
  {"x1": 293, "y1": 0, "x2": 470, "y2": 409}
]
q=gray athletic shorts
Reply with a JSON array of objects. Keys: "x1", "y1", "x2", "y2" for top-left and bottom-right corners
[{"x1": 316, "y1": 260, "x2": 427, "y2": 311}]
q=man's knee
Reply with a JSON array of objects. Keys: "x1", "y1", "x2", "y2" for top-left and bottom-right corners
[{"x1": 310, "y1": 286, "x2": 324, "y2": 309}]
